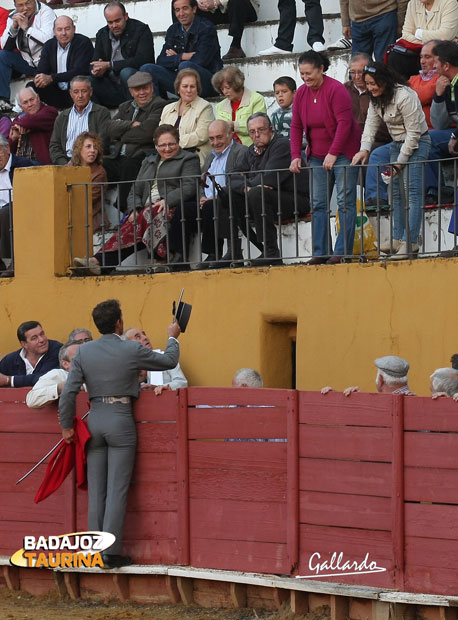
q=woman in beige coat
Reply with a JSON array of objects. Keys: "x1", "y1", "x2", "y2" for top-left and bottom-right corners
[
  {"x1": 160, "y1": 68, "x2": 214, "y2": 167},
  {"x1": 402, "y1": 0, "x2": 458, "y2": 43}
]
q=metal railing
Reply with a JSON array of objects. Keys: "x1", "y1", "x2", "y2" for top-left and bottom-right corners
[
  {"x1": 66, "y1": 156, "x2": 458, "y2": 276},
  {"x1": 0, "y1": 189, "x2": 14, "y2": 277}
]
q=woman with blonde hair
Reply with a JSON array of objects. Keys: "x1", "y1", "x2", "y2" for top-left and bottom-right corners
[
  {"x1": 160, "y1": 68, "x2": 213, "y2": 167},
  {"x1": 212, "y1": 66, "x2": 266, "y2": 145}
]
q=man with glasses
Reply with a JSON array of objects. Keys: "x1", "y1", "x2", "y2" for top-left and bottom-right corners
[
  {"x1": 68, "y1": 328, "x2": 93, "y2": 344},
  {"x1": 0, "y1": 0, "x2": 55, "y2": 112},
  {"x1": 231, "y1": 112, "x2": 309, "y2": 266}
]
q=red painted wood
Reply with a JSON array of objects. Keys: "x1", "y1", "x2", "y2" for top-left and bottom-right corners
[
  {"x1": 124, "y1": 510, "x2": 178, "y2": 539},
  {"x1": 299, "y1": 391, "x2": 393, "y2": 427},
  {"x1": 404, "y1": 467, "x2": 458, "y2": 503},
  {"x1": 190, "y1": 498, "x2": 287, "y2": 542},
  {"x1": 190, "y1": 538, "x2": 287, "y2": 573},
  {"x1": 128, "y1": 481, "x2": 177, "y2": 511},
  {"x1": 299, "y1": 425, "x2": 392, "y2": 462},
  {"x1": 189, "y1": 468, "x2": 286, "y2": 502},
  {"x1": 300, "y1": 491, "x2": 392, "y2": 530},
  {"x1": 405, "y1": 535, "x2": 458, "y2": 568},
  {"x1": 134, "y1": 389, "x2": 180, "y2": 422},
  {"x1": 187, "y1": 386, "x2": 291, "y2": 407},
  {"x1": 0, "y1": 521, "x2": 64, "y2": 555},
  {"x1": 286, "y1": 390, "x2": 299, "y2": 574},
  {"x1": 135, "y1": 422, "x2": 177, "y2": 453},
  {"x1": 391, "y1": 394, "x2": 405, "y2": 590},
  {"x1": 0, "y1": 491, "x2": 66, "y2": 522},
  {"x1": 188, "y1": 407, "x2": 287, "y2": 439},
  {"x1": 405, "y1": 432, "x2": 458, "y2": 468},
  {"x1": 131, "y1": 453, "x2": 177, "y2": 482},
  {"x1": 124, "y1": 538, "x2": 178, "y2": 565},
  {"x1": 405, "y1": 565, "x2": 458, "y2": 595},
  {"x1": 0, "y1": 407, "x2": 61, "y2": 433},
  {"x1": 0, "y1": 462, "x2": 53, "y2": 493},
  {"x1": 189, "y1": 441, "x2": 287, "y2": 472},
  {"x1": 177, "y1": 387, "x2": 189, "y2": 565},
  {"x1": 404, "y1": 396, "x2": 458, "y2": 431},
  {"x1": 300, "y1": 458, "x2": 391, "y2": 496},
  {"x1": 405, "y1": 504, "x2": 458, "y2": 539},
  {"x1": 0, "y1": 433, "x2": 61, "y2": 462}
]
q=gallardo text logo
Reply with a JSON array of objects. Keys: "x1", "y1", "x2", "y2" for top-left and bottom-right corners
[
  {"x1": 10, "y1": 531, "x2": 115, "y2": 569},
  {"x1": 296, "y1": 552, "x2": 387, "y2": 579}
]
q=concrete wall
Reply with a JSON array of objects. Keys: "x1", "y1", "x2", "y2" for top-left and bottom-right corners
[{"x1": 0, "y1": 166, "x2": 456, "y2": 397}]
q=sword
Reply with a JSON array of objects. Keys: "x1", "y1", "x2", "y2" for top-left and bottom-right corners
[{"x1": 16, "y1": 412, "x2": 89, "y2": 485}]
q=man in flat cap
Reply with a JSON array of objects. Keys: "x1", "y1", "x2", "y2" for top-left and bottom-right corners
[
  {"x1": 321, "y1": 355, "x2": 414, "y2": 396},
  {"x1": 104, "y1": 71, "x2": 168, "y2": 211}
]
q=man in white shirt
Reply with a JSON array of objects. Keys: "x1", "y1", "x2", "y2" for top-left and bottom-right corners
[
  {"x1": 124, "y1": 326, "x2": 187, "y2": 393},
  {"x1": 26, "y1": 341, "x2": 81, "y2": 408}
]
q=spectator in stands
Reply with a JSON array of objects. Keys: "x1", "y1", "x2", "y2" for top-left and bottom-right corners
[
  {"x1": 352, "y1": 62, "x2": 430, "y2": 259},
  {"x1": 141, "y1": 0, "x2": 223, "y2": 99},
  {"x1": 0, "y1": 0, "x2": 55, "y2": 112},
  {"x1": 259, "y1": 0, "x2": 325, "y2": 55},
  {"x1": 232, "y1": 367, "x2": 263, "y2": 387},
  {"x1": 9, "y1": 87, "x2": 58, "y2": 165},
  {"x1": 271, "y1": 76, "x2": 297, "y2": 140},
  {"x1": 68, "y1": 131, "x2": 109, "y2": 233},
  {"x1": 337, "y1": 0, "x2": 406, "y2": 62},
  {"x1": 90, "y1": 1, "x2": 155, "y2": 108},
  {"x1": 73, "y1": 125, "x2": 200, "y2": 274},
  {"x1": 424, "y1": 41, "x2": 458, "y2": 205},
  {"x1": 290, "y1": 51, "x2": 360, "y2": 265},
  {"x1": 410, "y1": 40, "x2": 439, "y2": 129},
  {"x1": 0, "y1": 135, "x2": 35, "y2": 276},
  {"x1": 0, "y1": 114, "x2": 11, "y2": 140},
  {"x1": 430, "y1": 367, "x2": 458, "y2": 398},
  {"x1": 26, "y1": 341, "x2": 82, "y2": 408},
  {"x1": 195, "y1": 119, "x2": 248, "y2": 270},
  {"x1": 451, "y1": 354, "x2": 458, "y2": 371},
  {"x1": 49, "y1": 75, "x2": 111, "y2": 166},
  {"x1": 233, "y1": 112, "x2": 310, "y2": 266},
  {"x1": 194, "y1": 0, "x2": 258, "y2": 59},
  {"x1": 33, "y1": 16, "x2": 93, "y2": 110},
  {"x1": 104, "y1": 71, "x2": 167, "y2": 212},
  {"x1": 124, "y1": 326, "x2": 187, "y2": 393},
  {"x1": 68, "y1": 328, "x2": 93, "y2": 343},
  {"x1": 212, "y1": 66, "x2": 266, "y2": 146},
  {"x1": 160, "y1": 68, "x2": 213, "y2": 167},
  {"x1": 323, "y1": 355, "x2": 414, "y2": 395},
  {"x1": 0, "y1": 320, "x2": 61, "y2": 387}
]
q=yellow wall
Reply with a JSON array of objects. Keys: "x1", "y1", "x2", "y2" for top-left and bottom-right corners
[{"x1": 1, "y1": 167, "x2": 456, "y2": 396}]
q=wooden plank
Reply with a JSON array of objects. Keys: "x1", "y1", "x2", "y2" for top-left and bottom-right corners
[
  {"x1": 134, "y1": 390, "x2": 179, "y2": 422},
  {"x1": 165, "y1": 575, "x2": 181, "y2": 604},
  {"x1": 391, "y1": 394, "x2": 404, "y2": 591},
  {"x1": 405, "y1": 536, "x2": 458, "y2": 569},
  {"x1": 299, "y1": 391, "x2": 393, "y2": 427},
  {"x1": 0, "y1": 491, "x2": 72, "y2": 523},
  {"x1": 291, "y1": 590, "x2": 309, "y2": 614},
  {"x1": 113, "y1": 574, "x2": 129, "y2": 602},
  {"x1": 273, "y1": 587, "x2": 289, "y2": 609},
  {"x1": 300, "y1": 491, "x2": 392, "y2": 530},
  {"x1": 404, "y1": 397, "x2": 458, "y2": 432},
  {"x1": 187, "y1": 386, "x2": 291, "y2": 407},
  {"x1": 131, "y1": 453, "x2": 176, "y2": 483},
  {"x1": 0, "y1": 433, "x2": 62, "y2": 462},
  {"x1": 188, "y1": 407, "x2": 286, "y2": 439},
  {"x1": 63, "y1": 471, "x2": 76, "y2": 533},
  {"x1": 189, "y1": 441, "x2": 287, "y2": 472},
  {"x1": 331, "y1": 594, "x2": 349, "y2": 620},
  {"x1": 300, "y1": 459, "x2": 391, "y2": 497},
  {"x1": 0, "y1": 387, "x2": 29, "y2": 405},
  {"x1": 190, "y1": 498, "x2": 286, "y2": 542},
  {"x1": 177, "y1": 576, "x2": 193, "y2": 605},
  {"x1": 0, "y1": 521, "x2": 63, "y2": 556},
  {"x1": 299, "y1": 426, "x2": 392, "y2": 462},
  {"x1": 189, "y1": 468, "x2": 286, "y2": 502},
  {"x1": 177, "y1": 388, "x2": 189, "y2": 566},
  {"x1": 286, "y1": 390, "x2": 299, "y2": 574},
  {"x1": 0, "y1": 462, "x2": 47, "y2": 493},
  {"x1": 127, "y1": 481, "x2": 177, "y2": 512},
  {"x1": 123, "y1": 510, "x2": 178, "y2": 540},
  {"x1": 3, "y1": 565, "x2": 20, "y2": 590},
  {"x1": 122, "y1": 538, "x2": 178, "y2": 565},
  {"x1": 371, "y1": 600, "x2": 390, "y2": 620},
  {"x1": 405, "y1": 433, "x2": 458, "y2": 468},
  {"x1": 136, "y1": 422, "x2": 177, "y2": 453},
  {"x1": 230, "y1": 582, "x2": 247, "y2": 608},
  {"x1": 64, "y1": 572, "x2": 80, "y2": 600},
  {"x1": 190, "y1": 538, "x2": 287, "y2": 574},
  {"x1": 0, "y1": 407, "x2": 62, "y2": 433},
  {"x1": 405, "y1": 467, "x2": 458, "y2": 504},
  {"x1": 405, "y1": 504, "x2": 458, "y2": 539},
  {"x1": 54, "y1": 571, "x2": 67, "y2": 598}
]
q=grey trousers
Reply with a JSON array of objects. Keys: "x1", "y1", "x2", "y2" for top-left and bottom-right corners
[{"x1": 86, "y1": 402, "x2": 137, "y2": 555}]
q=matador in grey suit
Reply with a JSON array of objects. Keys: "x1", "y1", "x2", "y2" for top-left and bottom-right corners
[{"x1": 59, "y1": 298, "x2": 180, "y2": 568}]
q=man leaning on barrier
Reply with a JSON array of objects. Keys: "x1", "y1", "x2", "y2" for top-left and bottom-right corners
[
  {"x1": 231, "y1": 112, "x2": 310, "y2": 266},
  {"x1": 430, "y1": 367, "x2": 458, "y2": 400}
]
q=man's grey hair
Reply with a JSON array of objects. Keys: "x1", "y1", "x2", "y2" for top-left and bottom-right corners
[
  {"x1": 430, "y1": 368, "x2": 458, "y2": 396},
  {"x1": 68, "y1": 327, "x2": 92, "y2": 341},
  {"x1": 233, "y1": 368, "x2": 263, "y2": 388},
  {"x1": 247, "y1": 112, "x2": 272, "y2": 128},
  {"x1": 376, "y1": 369, "x2": 408, "y2": 388},
  {"x1": 17, "y1": 86, "x2": 39, "y2": 106},
  {"x1": 350, "y1": 52, "x2": 371, "y2": 64},
  {"x1": 0, "y1": 134, "x2": 9, "y2": 151},
  {"x1": 58, "y1": 342, "x2": 79, "y2": 367},
  {"x1": 209, "y1": 119, "x2": 232, "y2": 135},
  {"x1": 70, "y1": 75, "x2": 92, "y2": 90}
]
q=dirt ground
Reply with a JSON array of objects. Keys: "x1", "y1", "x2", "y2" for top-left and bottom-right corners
[{"x1": 0, "y1": 588, "x2": 330, "y2": 620}]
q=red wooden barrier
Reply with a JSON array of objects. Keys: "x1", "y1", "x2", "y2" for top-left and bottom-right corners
[{"x1": 1, "y1": 387, "x2": 458, "y2": 596}]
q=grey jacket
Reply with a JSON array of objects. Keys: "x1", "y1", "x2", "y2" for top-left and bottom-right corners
[
  {"x1": 127, "y1": 148, "x2": 201, "y2": 212},
  {"x1": 49, "y1": 103, "x2": 111, "y2": 165},
  {"x1": 201, "y1": 140, "x2": 248, "y2": 194},
  {"x1": 59, "y1": 333, "x2": 179, "y2": 429}
]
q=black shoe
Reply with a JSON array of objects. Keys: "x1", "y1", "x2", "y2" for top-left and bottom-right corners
[
  {"x1": 425, "y1": 193, "x2": 438, "y2": 206},
  {"x1": 251, "y1": 255, "x2": 283, "y2": 267},
  {"x1": 440, "y1": 245, "x2": 458, "y2": 258},
  {"x1": 101, "y1": 554, "x2": 132, "y2": 569},
  {"x1": 306, "y1": 256, "x2": 328, "y2": 265}
]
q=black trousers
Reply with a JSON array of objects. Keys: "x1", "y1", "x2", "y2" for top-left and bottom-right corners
[
  {"x1": 103, "y1": 156, "x2": 145, "y2": 213},
  {"x1": 275, "y1": 0, "x2": 324, "y2": 50},
  {"x1": 0, "y1": 204, "x2": 12, "y2": 259},
  {"x1": 173, "y1": 1, "x2": 257, "y2": 40},
  {"x1": 168, "y1": 201, "x2": 198, "y2": 257},
  {"x1": 95, "y1": 243, "x2": 147, "y2": 270},
  {"x1": 34, "y1": 83, "x2": 72, "y2": 109},
  {"x1": 201, "y1": 197, "x2": 239, "y2": 255}
]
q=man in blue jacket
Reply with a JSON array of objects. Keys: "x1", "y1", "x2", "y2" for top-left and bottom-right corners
[
  {"x1": 141, "y1": 0, "x2": 223, "y2": 99},
  {"x1": 0, "y1": 321, "x2": 62, "y2": 388}
]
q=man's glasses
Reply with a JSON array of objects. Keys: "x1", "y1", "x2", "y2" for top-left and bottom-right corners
[
  {"x1": 156, "y1": 142, "x2": 178, "y2": 149},
  {"x1": 349, "y1": 70, "x2": 364, "y2": 76},
  {"x1": 248, "y1": 127, "x2": 271, "y2": 136}
]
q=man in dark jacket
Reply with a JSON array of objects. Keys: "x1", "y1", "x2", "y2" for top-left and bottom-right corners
[
  {"x1": 232, "y1": 112, "x2": 310, "y2": 266},
  {"x1": 33, "y1": 16, "x2": 94, "y2": 110},
  {"x1": 0, "y1": 320, "x2": 62, "y2": 387},
  {"x1": 104, "y1": 71, "x2": 167, "y2": 211},
  {"x1": 90, "y1": 1, "x2": 155, "y2": 107},
  {"x1": 140, "y1": 0, "x2": 223, "y2": 99}
]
